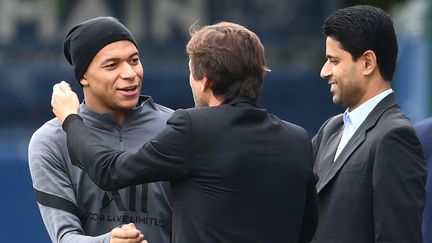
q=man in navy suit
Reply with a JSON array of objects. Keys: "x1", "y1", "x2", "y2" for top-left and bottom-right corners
[
  {"x1": 312, "y1": 5, "x2": 426, "y2": 243},
  {"x1": 415, "y1": 118, "x2": 432, "y2": 243},
  {"x1": 50, "y1": 21, "x2": 318, "y2": 243}
]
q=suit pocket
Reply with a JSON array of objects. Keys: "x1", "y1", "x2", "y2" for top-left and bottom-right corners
[{"x1": 340, "y1": 162, "x2": 365, "y2": 172}]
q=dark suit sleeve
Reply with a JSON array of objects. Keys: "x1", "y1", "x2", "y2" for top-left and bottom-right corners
[
  {"x1": 300, "y1": 132, "x2": 318, "y2": 243},
  {"x1": 299, "y1": 173, "x2": 318, "y2": 243},
  {"x1": 63, "y1": 110, "x2": 193, "y2": 191},
  {"x1": 372, "y1": 126, "x2": 426, "y2": 243}
]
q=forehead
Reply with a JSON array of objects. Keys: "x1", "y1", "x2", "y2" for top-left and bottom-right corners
[{"x1": 325, "y1": 36, "x2": 351, "y2": 58}]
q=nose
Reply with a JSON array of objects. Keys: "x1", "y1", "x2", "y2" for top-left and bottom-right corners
[
  {"x1": 120, "y1": 63, "x2": 137, "y2": 80},
  {"x1": 320, "y1": 60, "x2": 331, "y2": 80}
]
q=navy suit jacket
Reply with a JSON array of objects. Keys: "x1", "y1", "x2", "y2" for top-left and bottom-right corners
[
  {"x1": 312, "y1": 93, "x2": 426, "y2": 243},
  {"x1": 63, "y1": 98, "x2": 318, "y2": 243},
  {"x1": 415, "y1": 117, "x2": 432, "y2": 243}
]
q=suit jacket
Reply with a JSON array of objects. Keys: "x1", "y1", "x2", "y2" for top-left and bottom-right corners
[
  {"x1": 63, "y1": 98, "x2": 318, "y2": 243},
  {"x1": 312, "y1": 93, "x2": 426, "y2": 243},
  {"x1": 415, "y1": 118, "x2": 432, "y2": 243}
]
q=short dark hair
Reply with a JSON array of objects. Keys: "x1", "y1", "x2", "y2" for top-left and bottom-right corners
[
  {"x1": 323, "y1": 5, "x2": 398, "y2": 81},
  {"x1": 186, "y1": 21, "x2": 270, "y2": 103}
]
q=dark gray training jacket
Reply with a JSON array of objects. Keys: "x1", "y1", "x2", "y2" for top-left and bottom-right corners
[{"x1": 28, "y1": 96, "x2": 173, "y2": 243}]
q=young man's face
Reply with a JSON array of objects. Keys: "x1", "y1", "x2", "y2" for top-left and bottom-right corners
[
  {"x1": 320, "y1": 36, "x2": 367, "y2": 110},
  {"x1": 80, "y1": 40, "x2": 143, "y2": 115}
]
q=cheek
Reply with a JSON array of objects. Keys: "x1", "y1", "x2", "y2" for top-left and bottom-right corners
[
  {"x1": 135, "y1": 66, "x2": 144, "y2": 79},
  {"x1": 333, "y1": 65, "x2": 349, "y2": 81},
  {"x1": 189, "y1": 74, "x2": 194, "y2": 87}
]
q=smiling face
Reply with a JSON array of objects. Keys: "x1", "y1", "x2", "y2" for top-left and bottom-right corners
[
  {"x1": 320, "y1": 36, "x2": 367, "y2": 110},
  {"x1": 80, "y1": 40, "x2": 143, "y2": 121}
]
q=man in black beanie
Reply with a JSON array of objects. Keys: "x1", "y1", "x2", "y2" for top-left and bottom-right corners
[{"x1": 29, "y1": 16, "x2": 173, "y2": 243}]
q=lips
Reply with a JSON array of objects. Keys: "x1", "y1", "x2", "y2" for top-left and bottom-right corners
[
  {"x1": 118, "y1": 85, "x2": 139, "y2": 97},
  {"x1": 329, "y1": 81, "x2": 337, "y2": 93},
  {"x1": 119, "y1": 86, "x2": 137, "y2": 91}
]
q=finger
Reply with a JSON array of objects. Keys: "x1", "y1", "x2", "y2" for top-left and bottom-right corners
[
  {"x1": 121, "y1": 223, "x2": 137, "y2": 230},
  {"x1": 111, "y1": 227, "x2": 141, "y2": 239},
  {"x1": 137, "y1": 234, "x2": 144, "y2": 243},
  {"x1": 139, "y1": 234, "x2": 146, "y2": 242},
  {"x1": 58, "y1": 81, "x2": 72, "y2": 93},
  {"x1": 51, "y1": 84, "x2": 62, "y2": 106},
  {"x1": 52, "y1": 83, "x2": 62, "y2": 94}
]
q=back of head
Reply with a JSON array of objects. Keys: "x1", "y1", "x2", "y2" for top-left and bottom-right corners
[
  {"x1": 63, "y1": 16, "x2": 137, "y2": 84},
  {"x1": 323, "y1": 5, "x2": 398, "y2": 81},
  {"x1": 186, "y1": 21, "x2": 270, "y2": 103}
]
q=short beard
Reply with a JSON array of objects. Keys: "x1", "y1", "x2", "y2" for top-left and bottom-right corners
[{"x1": 194, "y1": 100, "x2": 209, "y2": 108}]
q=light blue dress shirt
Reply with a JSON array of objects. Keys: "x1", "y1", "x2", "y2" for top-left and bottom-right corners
[{"x1": 334, "y1": 89, "x2": 393, "y2": 161}]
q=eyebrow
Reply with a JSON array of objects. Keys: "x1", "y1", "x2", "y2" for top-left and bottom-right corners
[
  {"x1": 326, "y1": 54, "x2": 338, "y2": 60},
  {"x1": 101, "y1": 52, "x2": 140, "y2": 64}
]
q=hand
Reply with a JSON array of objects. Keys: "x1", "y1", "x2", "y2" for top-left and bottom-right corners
[
  {"x1": 51, "y1": 81, "x2": 80, "y2": 124},
  {"x1": 110, "y1": 223, "x2": 147, "y2": 243}
]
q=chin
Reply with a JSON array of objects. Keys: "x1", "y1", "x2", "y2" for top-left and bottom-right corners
[
  {"x1": 332, "y1": 96, "x2": 337, "y2": 104},
  {"x1": 332, "y1": 96, "x2": 342, "y2": 106},
  {"x1": 123, "y1": 100, "x2": 140, "y2": 109}
]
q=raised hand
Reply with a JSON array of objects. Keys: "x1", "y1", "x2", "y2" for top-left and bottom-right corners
[{"x1": 51, "y1": 81, "x2": 80, "y2": 124}]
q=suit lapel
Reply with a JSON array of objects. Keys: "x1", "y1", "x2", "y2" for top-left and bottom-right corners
[
  {"x1": 317, "y1": 129, "x2": 367, "y2": 192},
  {"x1": 315, "y1": 128, "x2": 342, "y2": 190},
  {"x1": 317, "y1": 93, "x2": 398, "y2": 193}
]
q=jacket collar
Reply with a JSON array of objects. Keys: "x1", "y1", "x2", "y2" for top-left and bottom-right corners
[
  {"x1": 225, "y1": 97, "x2": 258, "y2": 107},
  {"x1": 80, "y1": 95, "x2": 156, "y2": 130},
  {"x1": 317, "y1": 93, "x2": 398, "y2": 193}
]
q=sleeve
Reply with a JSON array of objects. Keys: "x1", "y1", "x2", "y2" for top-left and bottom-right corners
[
  {"x1": 299, "y1": 131, "x2": 318, "y2": 243},
  {"x1": 299, "y1": 175, "x2": 318, "y2": 243},
  {"x1": 63, "y1": 110, "x2": 193, "y2": 191},
  {"x1": 372, "y1": 126, "x2": 427, "y2": 243},
  {"x1": 28, "y1": 126, "x2": 111, "y2": 243}
]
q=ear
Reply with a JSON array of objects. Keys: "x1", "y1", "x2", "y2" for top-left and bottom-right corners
[
  {"x1": 79, "y1": 76, "x2": 89, "y2": 86},
  {"x1": 201, "y1": 76, "x2": 212, "y2": 92},
  {"x1": 361, "y1": 50, "x2": 377, "y2": 76}
]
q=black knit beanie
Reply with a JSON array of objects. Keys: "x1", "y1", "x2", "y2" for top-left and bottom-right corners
[{"x1": 63, "y1": 16, "x2": 137, "y2": 82}]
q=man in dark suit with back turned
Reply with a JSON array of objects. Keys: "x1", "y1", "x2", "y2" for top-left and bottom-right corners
[
  {"x1": 312, "y1": 5, "x2": 426, "y2": 243},
  {"x1": 50, "y1": 21, "x2": 318, "y2": 243}
]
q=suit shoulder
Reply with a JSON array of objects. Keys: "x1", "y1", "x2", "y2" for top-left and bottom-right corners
[
  {"x1": 371, "y1": 110, "x2": 421, "y2": 148},
  {"x1": 415, "y1": 117, "x2": 432, "y2": 132},
  {"x1": 166, "y1": 108, "x2": 191, "y2": 125},
  {"x1": 279, "y1": 118, "x2": 309, "y2": 136},
  {"x1": 316, "y1": 114, "x2": 344, "y2": 133},
  {"x1": 415, "y1": 117, "x2": 432, "y2": 146},
  {"x1": 179, "y1": 106, "x2": 213, "y2": 120},
  {"x1": 378, "y1": 108, "x2": 415, "y2": 131}
]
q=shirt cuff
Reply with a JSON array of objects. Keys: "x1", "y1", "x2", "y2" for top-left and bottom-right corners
[{"x1": 62, "y1": 114, "x2": 83, "y2": 132}]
